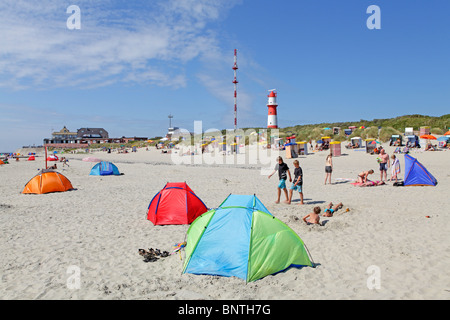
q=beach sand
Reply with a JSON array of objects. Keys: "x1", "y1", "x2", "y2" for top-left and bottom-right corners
[{"x1": 0, "y1": 145, "x2": 449, "y2": 300}]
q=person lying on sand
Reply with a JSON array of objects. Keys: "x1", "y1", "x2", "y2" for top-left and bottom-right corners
[
  {"x1": 357, "y1": 169, "x2": 374, "y2": 183},
  {"x1": 322, "y1": 202, "x2": 344, "y2": 217},
  {"x1": 302, "y1": 206, "x2": 321, "y2": 226},
  {"x1": 359, "y1": 180, "x2": 385, "y2": 187}
]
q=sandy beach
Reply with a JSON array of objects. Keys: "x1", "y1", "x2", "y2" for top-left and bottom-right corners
[{"x1": 0, "y1": 144, "x2": 449, "y2": 300}]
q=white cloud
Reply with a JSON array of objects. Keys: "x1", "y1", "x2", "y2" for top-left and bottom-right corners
[{"x1": 0, "y1": 0, "x2": 242, "y2": 90}]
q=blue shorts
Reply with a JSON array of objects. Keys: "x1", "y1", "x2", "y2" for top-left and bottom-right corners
[
  {"x1": 278, "y1": 179, "x2": 287, "y2": 189},
  {"x1": 290, "y1": 183, "x2": 302, "y2": 193},
  {"x1": 379, "y1": 163, "x2": 387, "y2": 171}
]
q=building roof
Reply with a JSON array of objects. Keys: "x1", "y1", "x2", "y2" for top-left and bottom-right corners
[
  {"x1": 52, "y1": 126, "x2": 77, "y2": 136},
  {"x1": 77, "y1": 128, "x2": 109, "y2": 138}
]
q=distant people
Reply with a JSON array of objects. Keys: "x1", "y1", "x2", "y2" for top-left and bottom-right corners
[
  {"x1": 268, "y1": 156, "x2": 292, "y2": 204},
  {"x1": 288, "y1": 160, "x2": 304, "y2": 205},
  {"x1": 62, "y1": 157, "x2": 69, "y2": 167},
  {"x1": 322, "y1": 202, "x2": 344, "y2": 217},
  {"x1": 378, "y1": 148, "x2": 390, "y2": 182},
  {"x1": 357, "y1": 169, "x2": 374, "y2": 183},
  {"x1": 391, "y1": 154, "x2": 400, "y2": 182},
  {"x1": 324, "y1": 153, "x2": 333, "y2": 185},
  {"x1": 302, "y1": 207, "x2": 321, "y2": 225}
]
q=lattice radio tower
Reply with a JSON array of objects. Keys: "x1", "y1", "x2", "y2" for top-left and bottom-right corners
[{"x1": 232, "y1": 49, "x2": 238, "y2": 130}]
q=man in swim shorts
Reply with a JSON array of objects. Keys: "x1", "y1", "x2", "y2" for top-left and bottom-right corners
[{"x1": 378, "y1": 148, "x2": 390, "y2": 182}]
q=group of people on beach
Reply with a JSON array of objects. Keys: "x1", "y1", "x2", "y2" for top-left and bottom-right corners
[
  {"x1": 356, "y1": 147, "x2": 401, "y2": 185},
  {"x1": 267, "y1": 145, "x2": 402, "y2": 225},
  {"x1": 268, "y1": 156, "x2": 304, "y2": 205},
  {"x1": 268, "y1": 155, "x2": 343, "y2": 226}
]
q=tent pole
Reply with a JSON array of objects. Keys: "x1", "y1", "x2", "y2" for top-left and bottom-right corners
[
  {"x1": 45, "y1": 146, "x2": 48, "y2": 169},
  {"x1": 303, "y1": 243, "x2": 316, "y2": 268}
]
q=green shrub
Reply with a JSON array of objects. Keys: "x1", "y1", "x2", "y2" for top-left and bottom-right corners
[
  {"x1": 430, "y1": 127, "x2": 443, "y2": 135},
  {"x1": 379, "y1": 127, "x2": 401, "y2": 142}
]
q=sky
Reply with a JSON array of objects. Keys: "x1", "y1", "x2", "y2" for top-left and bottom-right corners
[{"x1": 0, "y1": 0, "x2": 449, "y2": 151}]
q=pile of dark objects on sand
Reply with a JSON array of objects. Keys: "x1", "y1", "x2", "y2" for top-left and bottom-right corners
[{"x1": 138, "y1": 248, "x2": 170, "y2": 262}]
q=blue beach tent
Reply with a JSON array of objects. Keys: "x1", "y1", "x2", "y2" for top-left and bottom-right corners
[
  {"x1": 183, "y1": 194, "x2": 313, "y2": 282},
  {"x1": 404, "y1": 154, "x2": 437, "y2": 186},
  {"x1": 89, "y1": 161, "x2": 121, "y2": 176}
]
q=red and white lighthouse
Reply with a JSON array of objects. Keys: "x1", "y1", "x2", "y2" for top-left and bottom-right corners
[{"x1": 267, "y1": 89, "x2": 278, "y2": 129}]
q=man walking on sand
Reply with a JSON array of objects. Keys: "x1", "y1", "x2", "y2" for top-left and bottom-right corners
[
  {"x1": 378, "y1": 148, "x2": 390, "y2": 182},
  {"x1": 268, "y1": 156, "x2": 292, "y2": 204}
]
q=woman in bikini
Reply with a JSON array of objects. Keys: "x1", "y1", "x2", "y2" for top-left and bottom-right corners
[{"x1": 324, "y1": 153, "x2": 333, "y2": 185}]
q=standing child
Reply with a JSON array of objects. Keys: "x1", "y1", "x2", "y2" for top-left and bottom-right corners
[
  {"x1": 391, "y1": 154, "x2": 401, "y2": 182},
  {"x1": 289, "y1": 160, "x2": 304, "y2": 205},
  {"x1": 268, "y1": 156, "x2": 292, "y2": 204}
]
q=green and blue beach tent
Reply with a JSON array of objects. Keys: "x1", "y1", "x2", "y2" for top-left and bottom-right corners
[
  {"x1": 404, "y1": 154, "x2": 437, "y2": 186},
  {"x1": 183, "y1": 194, "x2": 314, "y2": 282},
  {"x1": 89, "y1": 161, "x2": 120, "y2": 176}
]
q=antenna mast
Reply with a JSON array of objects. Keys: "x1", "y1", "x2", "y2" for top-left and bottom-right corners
[
  {"x1": 232, "y1": 49, "x2": 238, "y2": 130},
  {"x1": 168, "y1": 114, "x2": 173, "y2": 128}
]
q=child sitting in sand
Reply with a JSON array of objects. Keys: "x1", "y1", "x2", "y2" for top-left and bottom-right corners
[
  {"x1": 302, "y1": 207, "x2": 321, "y2": 225},
  {"x1": 357, "y1": 169, "x2": 374, "y2": 183},
  {"x1": 322, "y1": 202, "x2": 344, "y2": 217}
]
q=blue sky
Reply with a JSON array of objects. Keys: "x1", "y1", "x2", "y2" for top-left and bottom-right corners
[{"x1": 1, "y1": 0, "x2": 449, "y2": 151}]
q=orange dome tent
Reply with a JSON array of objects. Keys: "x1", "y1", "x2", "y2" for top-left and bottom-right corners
[
  {"x1": 22, "y1": 170, "x2": 74, "y2": 194},
  {"x1": 0, "y1": 159, "x2": 5, "y2": 165}
]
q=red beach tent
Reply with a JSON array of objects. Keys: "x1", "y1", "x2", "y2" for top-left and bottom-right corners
[{"x1": 147, "y1": 182, "x2": 208, "y2": 225}]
